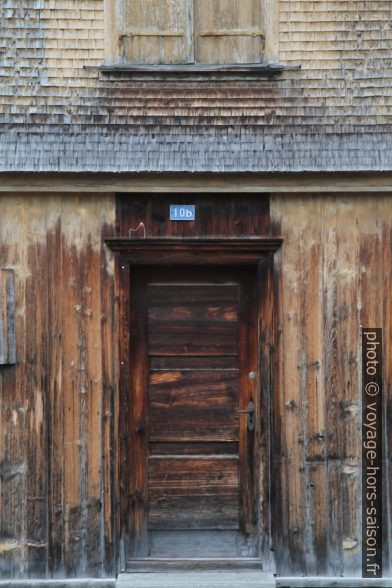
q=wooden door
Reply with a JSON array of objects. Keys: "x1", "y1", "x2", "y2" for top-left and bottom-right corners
[{"x1": 127, "y1": 265, "x2": 259, "y2": 563}]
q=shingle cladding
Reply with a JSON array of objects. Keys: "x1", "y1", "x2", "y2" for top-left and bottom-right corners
[{"x1": 1, "y1": 0, "x2": 391, "y2": 172}]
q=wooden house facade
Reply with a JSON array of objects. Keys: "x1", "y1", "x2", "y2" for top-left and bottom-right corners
[{"x1": 0, "y1": 1, "x2": 391, "y2": 586}]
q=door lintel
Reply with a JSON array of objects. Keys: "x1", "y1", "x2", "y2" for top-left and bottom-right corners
[{"x1": 105, "y1": 238, "x2": 283, "y2": 264}]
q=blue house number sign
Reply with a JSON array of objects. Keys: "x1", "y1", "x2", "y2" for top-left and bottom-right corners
[{"x1": 170, "y1": 205, "x2": 196, "y2": 221}]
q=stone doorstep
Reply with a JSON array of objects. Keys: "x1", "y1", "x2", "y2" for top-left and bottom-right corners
[
  {"x1": 0, "y1": 582, "x2": 115, "y2": 588},
  {"x1": 116, "y1": 571, "x2": 276, "y2": 588},
  {"x1": 2, "y1": 577, "x2": 392, "y2": 588}
]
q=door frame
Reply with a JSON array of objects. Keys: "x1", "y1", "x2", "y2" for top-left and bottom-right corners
[{"x1": 105, "y1": 238, "x2": 282, "y2": 572}]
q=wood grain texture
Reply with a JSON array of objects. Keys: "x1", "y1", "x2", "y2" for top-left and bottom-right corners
[
  {"x1": 120, "y1": 0, "x2": 192, "y2": 64},
  {"x1": 335, "y1": 198, "x2": 361, "y2": 575},
  {"x1": 4, "y1": 173, "x2": 392, "y2": 193},
  {"x1": 238, "y1": 268, "x2": 258, "y2": 543},
  {"x1": 150, "y1": 530, "x2": 238, "y2": 557},
  {"x1": 149, "y1": 370, "x2": 239, "y2": 442},
  {"x1": 107, "y1": 239, "x2": 281, "y2": 265},
  {"x1": 117, "y1": 194, "x2": 270, "y2": 239},
  {"x1": 148, "y1": 495, "x2": 240, "y2": 530},
  {"x1": 46, "y1": 202, "x2": 64, "y2": 575},
  {"x1": 381, "y1": 200, "x2": 392, "y2": 576},
  {"x1": 270, "y1": 194, "x2": 392, "y2": 576},
  {"x1": 257, "y1": 254, "x2": 276, "y2": 570},
  {"x1": 4, "y1": 174, "x2": 392, "y2": 194},
  {"x1": 272, "y1": 196, "x2": 307, "y2": 574},
  {"x1": 148, "y1": 285, "x2": 239, "y2": 321},
  {"x1": 0, "y1": 198, "x2": 30, "y2": 577},
  {"x1": 148, "y1": 284, "x2": 239, "y2": 356},
  {"x1": 148, "y1": 456, "x2": 239, "y2": 495},
  {"x1": 118, "y1": 0, "x2": 264, "y2": 65},
  {"x1": 150, "y1": 442, "x2": 239, "y2": 456},
  {"x1": 123, "y1": 262, "x2": 262, "y2": 560},
  {"x1": 0, "y1": 194, "x2": 116, "y2": 579},
  {"x1": 24, "y1": 200, "x2": 49, "y2": 576},
  {"x1": 148, "y1": 457, "x2": 239, "y2": 529},
  {"x1": 128, "y1": 268, "x2": 149, "y2": 557},
  {"x1": 0, "y1": 269, "x2": 16, "y2": 365},
  {"x1": 194, "y1": 0, "x2": 264, "y2": 64},
  {"x1": 150, "y1": 356, "x2": 239, "y2": 370},
  {"x1": 1, "y1": 191, "x2": 391, "y2": 579}
]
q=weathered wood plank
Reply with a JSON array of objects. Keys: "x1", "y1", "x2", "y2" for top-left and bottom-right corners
[
  {"x1": 106, "y1": 239, "x2": 279, "y2": 266},
  {"x1": 121, "y1": 0, "x2": 192, "y2": 64},
  {"x1": 381, "y1": 200, "x2": 392, "y2": 576},
  {"x1": 126, "y1": 558, "x2": 263, "y2": 571},
  {"x1": 150, "y1": 530, "x2": 238, "y2": 557},
  {"x1": 0, "y1": 197, "x2": 26, "y2": 577},
  {"x1": 358, "y1": 198, "x2": 384, "y2": 577},
  {"x1": 61, "y1": 197, "x2": 84, "y2": 576},
  {"x1": 276, "y1": 196, "x2": 307, "y2": 574},
  {"x1": 84, "y1": 205, "x2": 105, "y2": 575},
  {"x1": 301, "y1": 198, "x2": 326, "y2": 575},
  {"x1": 238, "y1": 268, "x2": 258, "y2": 543},
  {"x1": 148, "y1": 283, "x2": 239, "y2": 356},
  {"x1": 117, "y1": 194, "x2": 270, "y2": 239},
  {"x1": 149, "y1": 408, "x2": 238, "y2": 442},
  {"x1": 148, "y1": 323, "x2": 239, "y2": 356},
  {"x1": 148, "y1": 285, "x2": 239, "y2": 322},
  {"x1": 0, "y1": 269, "x2": 16, "y2": 365},
  {"x1": 3, "y1": 174, "x2": 392, "y2": 194},
  {"x1": 335, "y1": 197, "x2": 362, "y2": 575},
  {"x1": 268, "y1": 199, "x2": 285, "y2": 574},
  {"x1": 150, "y1": 442, "x2": 239, "y2": 456},
  {"x1": 194, "y1": 0, "x2": 264, "y2": 64},
  {"x1": 149, "y1": 370, "x2": 238, "y2": 442},
  {"x1": 148, "y1": 495, "x2": 239, "y2": 530},
  {"x1": 309, "y1": 463, "x2": 328, "y2": 576},
  {"x1": 100, "y1": 204, "x2": 116, "y2": 575},
  {"x1": 322, "y1": 197, "x2": 343, "y2": 576},
  {"x1": 0, "y1": 194, "x2": 118, "y2": 578},
  {"x1": 148, "y1": 456, "x2": 239, "y2": 529},
  {"x1": 128, "y1": 268, "x2": 149, "y2": 557},
  {"x1": 257, "y1": 252, "x2": 277, "y2": 570},
  {"x1": 24, "y1": 198, "x2": 49, "y2": 576},
  {"x1": 46, "y1": 200, "x2": 64, "y2": 575},
  {"x1": 148, "y1": 457, "x2": 239, "y2": 494},
  {"x1": 150, "y1": 356, "x2": 239, "y2": 370},
  {"x1": 149, "y1": 370, "x2": 238, "y2": 407},
  {"x1": 118, "y1": 257, "x2": 131, "y2": 564}
]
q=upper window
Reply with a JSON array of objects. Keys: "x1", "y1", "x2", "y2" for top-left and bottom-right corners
[{"x1": 115, "y1": 0, "x2": 265, "y2": 65}]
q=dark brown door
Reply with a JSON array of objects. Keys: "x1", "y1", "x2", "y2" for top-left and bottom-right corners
[{"x1": 128, "y1": 265, "x2": 259, "y2": 561}]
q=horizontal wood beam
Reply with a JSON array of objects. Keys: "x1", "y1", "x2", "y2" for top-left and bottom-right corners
[
  {"x1": 98, "y1": 62, "x2": 284, "y2": 73},
  {"x1": 0, "y1": 173, "x2": 391, "y2": 193},
  {"x1": 105, "y1": 238, "x2": 282, "y2": 264}
]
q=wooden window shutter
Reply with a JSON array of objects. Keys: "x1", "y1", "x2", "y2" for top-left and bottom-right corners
[
  {"x1": 194, "y1": 0, "x2": 264, "y2": 64},
  {"x1": 119, "y1": 0, "x2": 193, "y2": 64}
]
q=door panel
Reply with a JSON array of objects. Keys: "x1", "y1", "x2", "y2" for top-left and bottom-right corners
[
  {"x1": 128, "y1": 266, "x2": 259, "y2": 560},
  {"x1": 148, "y1": 284, "x2": 239, "y2": 356},
  {"x1": 150, "y1": 530, "x2": 238, "y2": 558},
  {"x1": 149, "y1": 370, "x2": 239, "y2": 442},
  {"x1": 149, "y1": 457, "x2": 239, "y2": 529}
]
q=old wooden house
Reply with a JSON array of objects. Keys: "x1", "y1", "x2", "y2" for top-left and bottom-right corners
[{"x1": 0, "y1": 1, "x2": 391, "y2": 587}]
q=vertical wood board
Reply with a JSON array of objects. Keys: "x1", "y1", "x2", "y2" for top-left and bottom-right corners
[{"x1": 0, "y1": 269, "x2": 16, "y2": 365}]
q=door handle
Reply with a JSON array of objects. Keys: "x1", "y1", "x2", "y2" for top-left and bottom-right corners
[{"x1": 237, "y1": 401, "x2": 255, "y2": 431}]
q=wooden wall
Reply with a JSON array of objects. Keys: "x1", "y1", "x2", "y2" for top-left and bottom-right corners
[
  {"x1": 0, "y1": 192, "x2": 391, "y2": 579},
  {"x1": 0, "y1": 194, "x2": 116, "y2": 578},
  {"x1": 270, "y1": 195, "x2": 392, "y2": 576}
]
